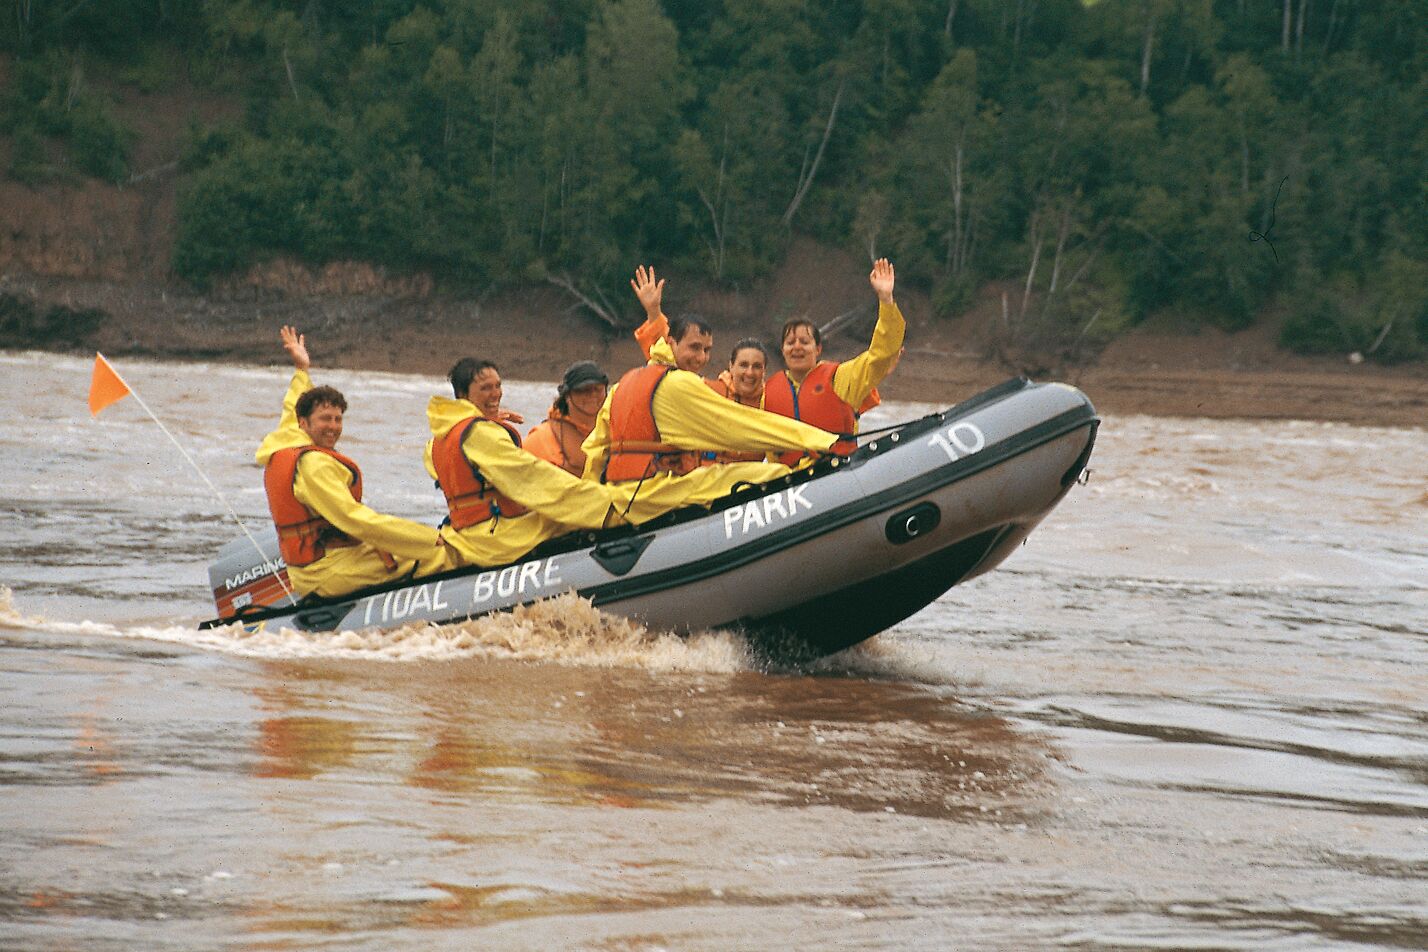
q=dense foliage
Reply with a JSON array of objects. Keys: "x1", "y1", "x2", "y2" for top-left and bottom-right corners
[{"x1": 4, "y1": 1, "x2": 1425, "y2": 359}]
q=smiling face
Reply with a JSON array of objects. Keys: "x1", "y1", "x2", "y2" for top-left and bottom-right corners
[
  {"x1": 467, "y1": 367, "x2": 503, "y2": 419},
  {"x1": 669, "y1": 327, "x2": 714, "y2": 375},
  {"x1": 298, "y1": 403, "x2": 344, "y2": 450},
  {"x1": 729, "y1": 346, "x2": 767, "y2": 402},
  {"x1": 566, "y1": 382, "x2": 608, "y2": 418},
  {"x1": 780, "y1": 322, "x2": 822, "y2": 381}
]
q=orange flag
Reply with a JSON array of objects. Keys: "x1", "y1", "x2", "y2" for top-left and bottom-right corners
[{"x1": 88, "y1": 353, "x2": 132, "y2": 416}]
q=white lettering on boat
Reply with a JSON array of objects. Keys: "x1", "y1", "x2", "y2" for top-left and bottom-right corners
[
  {"x1": 361, "y1": 580, "x2": 453, "y2": 625},
  {"x1": 723, "y1": 486, "x2": 814, "y2": 539},
  {"x1": 223, "y1": 559, "x2": 285, "y2": 591},
  {"x1": 927, "y1": 421, "x2": 986, "y2": 462},
  {"x1": 472, "y1": 558, "x2": 562, "y2": 606}
]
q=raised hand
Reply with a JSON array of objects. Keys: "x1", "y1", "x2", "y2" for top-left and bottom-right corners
[
  {"x1": 280, "y1": 325, "x2": 310, "y2": 371},
  {"x1": 630, "y1": 264, "x2": 666, "y2": 316},
  {"x1": 869, "y1": 258, "x2": 895, "y2": 304}
]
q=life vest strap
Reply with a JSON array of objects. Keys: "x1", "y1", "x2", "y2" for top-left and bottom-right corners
[
  {"x1": 610, "y1": 440, "x2": 696, "y2": 475},
  {"x1": 275, "y1": 518, "x2": 358, "y2": 565},
  {"x1": 610, "y1": 439, "x2": 686, "y2": 455},
  {"x1": 447, "y1": 490, "x2": 501, "y2": 524}
]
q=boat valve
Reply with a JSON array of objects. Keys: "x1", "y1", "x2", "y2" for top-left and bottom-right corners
[{"x1": 886, "y1": 502, "x2": 941, "y2": 545}]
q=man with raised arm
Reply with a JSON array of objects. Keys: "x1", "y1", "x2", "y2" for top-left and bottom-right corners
[
  {"x1": 257, "y1": 326, "x2": 445, "y2": 598},
  {"x1": 425, "y1": 357, "x2": 622, "y2": 567},
  {"x1": 765, "y1": 258, "x2": 906, "y2": 465},
  {"x1": 629, "y1": 264, "x2": 714, "y2": 375},
  {"x1": 579, "y1": 266, "x2": 841, "y2": 525}
]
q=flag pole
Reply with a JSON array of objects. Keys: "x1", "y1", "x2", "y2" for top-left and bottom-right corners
[{"x1": 93, "y1": 354, "x2": 295, "y2": 603}]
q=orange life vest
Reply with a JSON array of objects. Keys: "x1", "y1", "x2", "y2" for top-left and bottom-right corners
[
  {"x1": 431, "y1": 416, "x2": 530, "y2": 529},
  {"x1": 604, "y1": 365, "x2": 699, "y2": 482},
  {"x1": 264, "y1": 445, "x2": 364, "y2": 567},
  {"x1": 764, "y1": 361, "x2": 858, "y2": 466},
  {"x1": 703, "y1": 377, "x2": 766, "y2": 464},
  {"x1": 525, "y1": 411, "x2": 590, "y2": 478}
]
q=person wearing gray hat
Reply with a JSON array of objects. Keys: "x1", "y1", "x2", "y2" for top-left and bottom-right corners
[{"x1": 525, "y1": 360, "x2": 610, "y2": 477}]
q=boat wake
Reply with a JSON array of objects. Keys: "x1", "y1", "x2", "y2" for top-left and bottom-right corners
[{"x1": 0, "y1": 587, "x2": 755, "y2": 673}]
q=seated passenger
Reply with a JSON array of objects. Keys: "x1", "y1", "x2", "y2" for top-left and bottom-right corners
[
  {"x1": 705, "y1": 339, "x2": 771, "y2": 463},
  {"x1": 256, "y1": 326, "x2": 446, "y2": 599},
  {"x1": 766, "y1": 258, "x2": 905, "y2": 466},
  {"x1": 581, "y1": 352, "x2": 840, "y2": 526},
  {"x1": 426, "y1": 357, "x2": 619, "y2": 568},
  {"x1": 525, "y1": 361, "x2": 609, "y2": 477},
  {"x1": 709, "y1": 338, "x2": 768, "y2": 407}
]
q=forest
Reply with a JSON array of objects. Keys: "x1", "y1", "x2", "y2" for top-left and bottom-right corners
[{"x1": 3, "y1": 0, "x2": 1425, "y2": 361}]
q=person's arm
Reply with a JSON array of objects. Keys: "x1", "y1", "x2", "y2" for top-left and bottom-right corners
[
  {"x1": 654, "y1": 372, "x2": 838, "y2": 455},
  {"x1": 465, "y1": 423, "x2": 614, "y2": 529},
  {"x1": 580, "y1": 387, "x2": 616, "y2": 480},
  {"x1": 832, "y1": 259, "x2": 905, "y2": 409},
  {"x1": 294, "y1": 454, "x2": 441, "y2": 559},
  {"x1": 631, "y1": 265, "x2": 669, "y2": 361},
  {"x1": 254, "y1": 326, "x2": 314, "y2": 463}
]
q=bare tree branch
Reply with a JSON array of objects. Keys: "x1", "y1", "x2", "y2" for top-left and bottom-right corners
[
  {"x1": 782, "y1": 77, "x2": 847, "y2": 227},
  {"x1": 545, "y1": 274, "x2": 622, "y2": 330},
  {"x1": 282, "y1": 46, "x2": 299, "y2": 102},
  {"x1": 818, "y1": 302, "x2": 874, "y2": 341}
]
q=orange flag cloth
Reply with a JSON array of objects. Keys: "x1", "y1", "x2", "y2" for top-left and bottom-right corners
[{"x1": 88, "y1": 353, "x2": 132, "y2": 416}]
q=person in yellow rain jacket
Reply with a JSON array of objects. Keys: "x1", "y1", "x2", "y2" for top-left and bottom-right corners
[
  {"x1": 630, "y1": 264, "x2": 716, "y2": 376},
  {"x1": 523, "y1": 361, "x2": 609, "y2": 478},
  {"x1": 764, "y1": 257, "x2": 906, "y2": 466},
  {"x1": 580, "y1": 353, "x2": 841, "y2": 526},
  {"x1": 425, "y1": 357, "x2": 621, "y2": 568},
  {"x1": 257, "y1": 326, "x2": 446, "y2": 599}
]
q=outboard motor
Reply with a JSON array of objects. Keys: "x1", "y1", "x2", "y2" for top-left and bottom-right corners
[{"x1": 207, "y1": 529, "x2": 297, "y2": 617}]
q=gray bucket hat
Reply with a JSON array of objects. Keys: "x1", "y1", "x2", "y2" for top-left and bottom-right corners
[{"x1": 559, "y1": 360, "x2": 608, "y2": 394}]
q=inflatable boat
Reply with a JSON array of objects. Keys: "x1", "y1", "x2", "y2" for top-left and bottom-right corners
[{"x1": 200, "y1": 378, "x2": 1097, "y2": 657}]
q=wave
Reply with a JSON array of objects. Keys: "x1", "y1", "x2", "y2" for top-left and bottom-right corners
[{"x1": 0, "y1": 587, "x2": 754, "y2": 673}]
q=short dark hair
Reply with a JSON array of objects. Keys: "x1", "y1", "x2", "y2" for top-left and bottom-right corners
[
  {"x1": 449, "y1": 357, "x2": 499, "y2": 399},
  {"x1": 780, "y1": 318, "x2": 821, "y2": 347},
  {"x1": 730, "y1": 338, "x2": 768, "y2": 363},
  {"x1": 670, "y1": 315, "x2": 713, "y2": 342},
  {"x1": 296, "y1": 385, "x2": 347, "y2": 420}
]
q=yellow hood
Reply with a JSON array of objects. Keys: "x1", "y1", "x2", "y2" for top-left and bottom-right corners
[
  {"x1": 255, "y1": 369, "x2": 314, "y2": 466},
  {"x1": 426, "y1": 395, "x2": 483, "y2": 437},
  {"x1": 254, "y1": 425, "x2": 309, "y2": 466},
  {"x1": 647, "y1": 336, "x2": 676, "y2": 366}
]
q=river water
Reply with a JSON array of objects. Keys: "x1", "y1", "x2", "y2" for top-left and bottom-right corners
[{"x1": 1, "y1": 350, "x2": 1424, "y2": 950}]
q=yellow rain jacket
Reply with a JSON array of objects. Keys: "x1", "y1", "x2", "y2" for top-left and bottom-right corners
[
  {"x1": 255, "y1": 370, "x2": 444, "y2": 599},
  {"x1": 424, "y1": 396, "x2": 619, "y2": 567},
  {"x1": 581, "y1": 363, "x2": 838, "y2": 525}
]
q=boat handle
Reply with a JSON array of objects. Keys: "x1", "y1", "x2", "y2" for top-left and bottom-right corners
[{"x1": 886, "y1": 502, "x2": 941, "y2": 545}]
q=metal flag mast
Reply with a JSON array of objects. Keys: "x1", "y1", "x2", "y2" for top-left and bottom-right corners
[{"x1": 88, "y1": 353, "x2": 294, "y2": 604}]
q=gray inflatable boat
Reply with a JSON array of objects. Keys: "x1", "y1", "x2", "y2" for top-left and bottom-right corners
[{"x1": 200, "y1": 378, "x2": 1097, "y2": 657}]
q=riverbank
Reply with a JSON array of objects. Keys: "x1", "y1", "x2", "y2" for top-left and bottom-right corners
[{"x1": 3, "y1": 266, "x2": 1425, "y2": 429}]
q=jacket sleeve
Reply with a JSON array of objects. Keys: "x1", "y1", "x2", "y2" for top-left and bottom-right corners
[
  {"x1": 293, "y1": 453, "x2": 440, "y2": 559},
  {"x1": 465, "y1": 422, "x2": 613, "y2": 528},
  {"x1": 254, "y1": 370, "x2": 312, "y2": 464},
  {"x1": 831, "y1": 300, "x2": 905, "y2": 410},
  {"x1": 633, "y1": 311, "x2": 670, "y2": 361},
  {"x1": 580, "y1": 387, "x2": 615, "y2": 481},
  {"x1": 653, "y1": 372, "x2": 838, "y2": 454}
]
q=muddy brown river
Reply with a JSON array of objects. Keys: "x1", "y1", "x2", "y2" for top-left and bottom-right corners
[{"x1": 1, "y1": 351, "x2": 1424, "y2": 950}]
